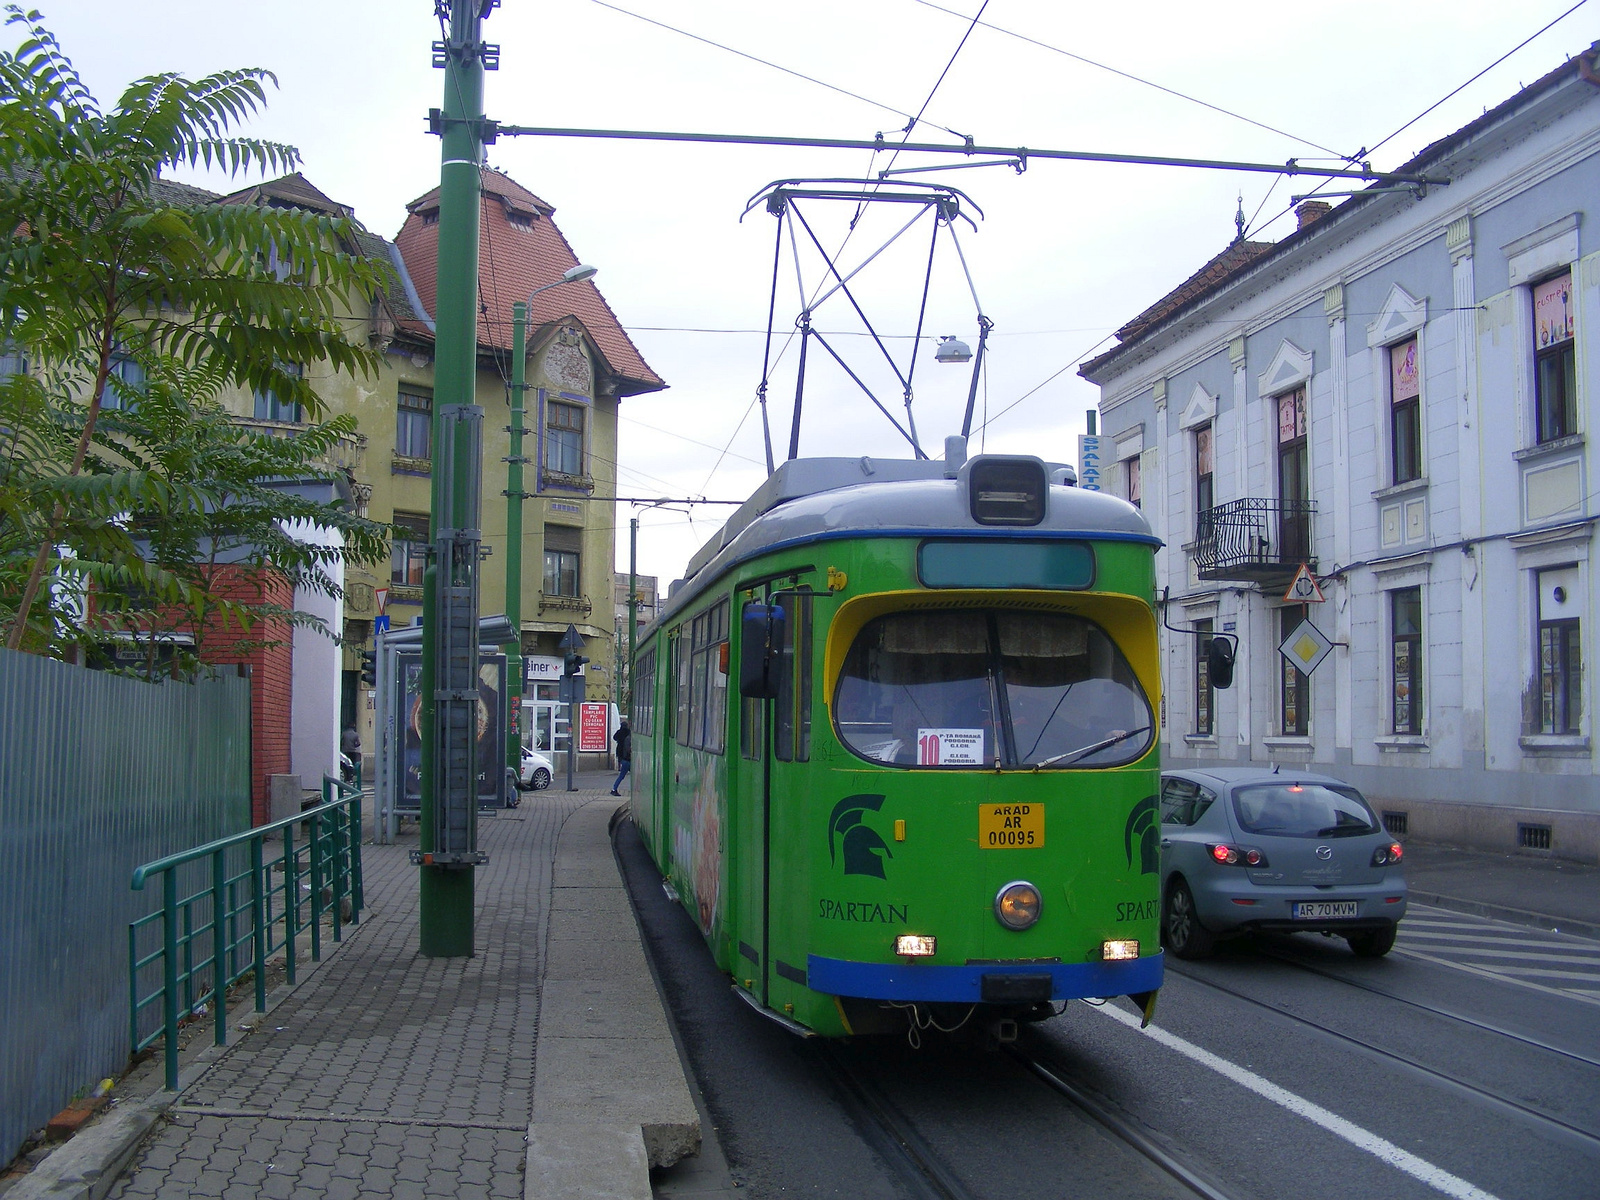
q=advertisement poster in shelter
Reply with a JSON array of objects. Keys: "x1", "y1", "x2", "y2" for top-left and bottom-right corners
[{"x1": 397, "y1": 652, "x2": 508, "y2": 809}]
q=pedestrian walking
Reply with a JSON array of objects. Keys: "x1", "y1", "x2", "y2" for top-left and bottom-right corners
[{"x1": 610, "y1": 717, "x2": 631, "y2": 796}]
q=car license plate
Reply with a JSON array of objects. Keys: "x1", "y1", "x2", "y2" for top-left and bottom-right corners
[
  {"x1": 1293, "y1": 901, "x2": 1358, "y2": 919},
  {"x1": 980, "y1": 803, "x2": 1044, "y2": 849}
]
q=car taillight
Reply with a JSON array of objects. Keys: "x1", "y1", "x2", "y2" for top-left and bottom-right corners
[
  {"x1": 1207, "y1": 844, "x2": 1267, "y2": 867},
  {"x1": 1372, "y1": 842, "x2": 1404, "y2": 866}
]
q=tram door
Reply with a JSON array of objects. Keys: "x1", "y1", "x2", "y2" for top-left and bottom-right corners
[{"x1": 731, "y1": 587, "x2": 814, "y2": 1008}]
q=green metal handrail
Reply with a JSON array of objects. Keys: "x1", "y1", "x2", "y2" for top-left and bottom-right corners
[{"x1": 128, "y1": 769, "x2": 365, "y2": 1090}]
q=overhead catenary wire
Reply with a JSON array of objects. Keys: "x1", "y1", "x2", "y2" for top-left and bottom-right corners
[
  {"x1": 1246, "y1": 0, "x2": 1590, "y2": 239},
  {"x1": 584, "y1": 0, "x2": 963, "y2": 137},
  {"x1": 908, "y1": 0, "x2": 1348, "y2": 158}
]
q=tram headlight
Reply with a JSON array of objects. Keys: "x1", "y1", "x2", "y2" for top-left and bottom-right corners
[
  {"x1": 1102, "y1": 939, "x2": 1140, "y2": 961},
  {"x1": 994, "y1": 881, "x2": 1042, "y2": 930},
  {"x1": 895, "y1": 934, "x2": 937, "y2": 957}
]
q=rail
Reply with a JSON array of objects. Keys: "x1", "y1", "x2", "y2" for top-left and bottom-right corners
[{"x1": 127, "y1": 771, "x2": 365, "y2": 1091}]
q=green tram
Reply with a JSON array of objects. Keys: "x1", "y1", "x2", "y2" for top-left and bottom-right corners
[{"x1": 630, "y1": 451, "x2": 1165, "y2": 1039}]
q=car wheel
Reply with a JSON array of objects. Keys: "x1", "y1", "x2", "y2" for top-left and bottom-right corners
[
  {"x1": 531, "y1": 767, "x2": 552, "y2": 791},
  {"x1": 1346, "y1": 925, "x2": 1397, "y2": 958},
  {"x1": 1162, "y1": 879, "x2": 1216, "y2": 960}
]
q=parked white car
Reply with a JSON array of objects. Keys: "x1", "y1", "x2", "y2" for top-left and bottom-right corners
[{"x1": 518, "y1": 745, "x2": 553, "y2": 791}]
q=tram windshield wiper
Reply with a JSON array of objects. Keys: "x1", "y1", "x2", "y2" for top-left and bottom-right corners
[{"x1": 1032, "y1": 726, "x2": 1152, "y2": 769}]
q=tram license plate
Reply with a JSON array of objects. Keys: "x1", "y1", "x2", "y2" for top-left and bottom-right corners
[
  {"x1": 980, "y1": 804, "x2": 1044, "y2": 849},
  {"x1": 1293, "y1": 901, "x2": 1358, "y2": 919}
]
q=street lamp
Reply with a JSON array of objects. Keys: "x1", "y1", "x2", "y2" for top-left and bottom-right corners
[
  {"x1": 505, "y1": 264, "x2": 599, "y2": 786},
  {"x1": 937, "y1": 319, "x2": 993, "y2": 438}
]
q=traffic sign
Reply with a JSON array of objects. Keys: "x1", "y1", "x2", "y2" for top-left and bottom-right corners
[
  {"x1": 1279, "y1": 618, "x2": 1334, "y2": 675},
  {"x1": 558, "y1": 623, "x2": 585, "y2": 651},
  {"x1": 375, "y1": 587, "x2": 388, "y2": 616},
  {"x1": 1282, "y1": 564, "x2": 1324, "y2": 604},
  {"x1": 374, "y1": 614, "x2": 390, "y2": 636}
]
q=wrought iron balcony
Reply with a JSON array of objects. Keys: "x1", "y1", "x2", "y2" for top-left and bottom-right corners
[
  {"x1": 232, "y1": 416, "x2": 367, "y2": 475},
  {"x1": 1192, "y1": 497, "x2": 1316, "y2": 583}
]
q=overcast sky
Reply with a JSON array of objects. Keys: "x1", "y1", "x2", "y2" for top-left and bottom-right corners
[{"x1": 37, "y1": 0, "x2": 1595, "y2": 583}]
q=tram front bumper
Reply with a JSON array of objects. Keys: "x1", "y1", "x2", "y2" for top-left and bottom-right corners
[{"x1": 806, "y1": 952, "x2": 1163, "y2": 1003}]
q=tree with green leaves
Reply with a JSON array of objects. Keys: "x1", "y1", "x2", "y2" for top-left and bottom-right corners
[{"x1": 0, "y1": 6, "x2": 393, "y2": 663}]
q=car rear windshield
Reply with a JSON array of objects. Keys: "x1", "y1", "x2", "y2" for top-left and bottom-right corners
[{"x1": 1231, "y1": 783, "x2": 1380, "y2": 838}]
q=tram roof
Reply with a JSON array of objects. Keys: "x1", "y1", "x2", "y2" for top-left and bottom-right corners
[{"x1": 654, "y1": 454, "x2": 1156, "y2": 628}]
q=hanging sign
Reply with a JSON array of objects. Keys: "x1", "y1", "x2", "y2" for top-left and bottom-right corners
[
  {"x1": 1279, "y1": 618, "x2": 1334, "y2": 675},
  {"x1": 1282, "y1": 564, "x2": 1325, "y2": 604},
  {"x1": 1077, "y1": 434, "x2": 1104, "y2": 492}
]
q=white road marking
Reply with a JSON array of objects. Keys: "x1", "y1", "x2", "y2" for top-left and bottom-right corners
[
  {"x1": 1391, "y1": 948, "x2": 1600, "y2": 1009},
  {"x1": 1401, "y1": 931, "x2": 1594, "y2": 951},
  {"x1": 1093, "y1": 1002, "x2": 1503, "y2": 1200},
  {"x1": 1400, "y1": 945, "x2": 1600, "y2": 968}
]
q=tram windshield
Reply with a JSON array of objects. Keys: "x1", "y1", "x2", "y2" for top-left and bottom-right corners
[{"x1": 834, "y1": 610, "x2": 1153, "y2": 769}]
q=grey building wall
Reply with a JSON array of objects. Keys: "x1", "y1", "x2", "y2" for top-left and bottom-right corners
[{"x1": 1082, "y1": 58, "x2": 1600, "y2": 861}]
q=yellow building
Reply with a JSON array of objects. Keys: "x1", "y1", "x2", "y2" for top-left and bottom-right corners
[{"x1": 217, "y1": 170, "x2": 665, "y2": 750}]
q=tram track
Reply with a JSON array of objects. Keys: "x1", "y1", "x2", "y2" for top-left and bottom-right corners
[
  {"x1": 813, "y1": 1034, "x2": 1243, "y2": 1200},
  {"x1": 1248, "y1": 943, "x2": 1600, "y2": 1071},
  {"x1": 1005, "y1": 1039, "x2": 1240, "y2": 1200},
  {"x1": 1166, "y1": 964, "x2": 1600, "y2": 1155},
  {"x1": 813, "y1": 1042, "x2": 981, "y2": 1200}
]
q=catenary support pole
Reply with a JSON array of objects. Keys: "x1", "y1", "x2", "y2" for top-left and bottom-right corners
[
  {"x1": 420, "y1": 0, "x2": 490, "y2": 958},
  {"x1": 628, "y1": 516, "x2": 638, "y2": 710},
  {"x1": 506, "y1": 302, "x2": 528, "y2": 788}
]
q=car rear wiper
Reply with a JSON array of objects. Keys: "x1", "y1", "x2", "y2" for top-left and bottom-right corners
[{"x1": 1033, "y1": 725, "x2": 1153, "y2": 769}]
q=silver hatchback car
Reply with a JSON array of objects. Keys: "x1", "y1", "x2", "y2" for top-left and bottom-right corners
[{"x1": 1158, "y1": 767, "x2": 1407, "y2": 959}]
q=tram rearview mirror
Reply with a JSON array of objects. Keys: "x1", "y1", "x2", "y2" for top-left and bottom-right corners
[
  {"x1": 740, "y1": 602, "x2": 784, "y2": 699},
  {"x1": 1208, "y1": 638, "x2": 1235, "y2": 689}
]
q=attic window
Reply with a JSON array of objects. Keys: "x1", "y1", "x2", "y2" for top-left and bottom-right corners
[
  {"x1": 421, "y1": 209, "x2": 440, "y2": 227},
  {"x1": 505, "y1": 207, "x2": 536, "y2": 231}
]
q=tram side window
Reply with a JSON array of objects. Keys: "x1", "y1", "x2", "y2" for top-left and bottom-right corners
[
  {"x1": 680, "y1": 600, "x2": 730, "y2": 754},
  {"x1": 774, "y1": 592, "x2": 813, "y2": 762},
  {"x1": 673, "y1": 632, "x2": 691, "y2": 745},
  {"x1": 632, "y1": 648, "x2": 656, "y2": 737}
]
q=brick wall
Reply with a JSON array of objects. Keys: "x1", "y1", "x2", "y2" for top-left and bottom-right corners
[{"x1": 187, "y1": 568, "x2": 296, "y2": 825}]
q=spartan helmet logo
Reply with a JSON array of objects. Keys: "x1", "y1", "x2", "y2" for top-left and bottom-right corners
[
  {"x1": 828, "y1": 794, "x2": 893, "y2": 879},
  {"x1": 1124, "y1": 795, "x2": 1160, "y2": 876}
]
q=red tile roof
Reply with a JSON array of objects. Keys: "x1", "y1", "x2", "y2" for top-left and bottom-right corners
[{"x1": 394, "y1": 168, "x2": 665, "y2": 397}]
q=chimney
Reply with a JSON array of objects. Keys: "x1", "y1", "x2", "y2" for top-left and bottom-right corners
[{"x1": 1296, "y1": 200, "x2": 1332, "y2": 231}]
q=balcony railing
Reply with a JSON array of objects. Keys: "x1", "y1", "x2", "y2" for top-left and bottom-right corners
[
  {"x1": 1192, "y1": 497, "x2": 1316, "y2": 583},
  {"x1": 232, "y1": 416, "x2": 367, "y2": 475},
  {"x1": 539, "y1": 592, "x2": 592, "y2": 615}
]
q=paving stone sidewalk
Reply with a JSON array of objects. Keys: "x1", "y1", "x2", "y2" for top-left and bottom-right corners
[{"x1": 108, "y1": 792, "x2": 592, "y2": 1200}]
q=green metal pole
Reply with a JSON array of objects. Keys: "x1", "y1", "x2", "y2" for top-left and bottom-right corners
[
  {"x1": 627, "y1": 516, "x2": 638, "y2": 710},
  {"x1": 506, "y1": 301, "x2": 527, "y2": 781},
  {"x1": 421, "y1": 0, "x2": 487, "y2": 957}
]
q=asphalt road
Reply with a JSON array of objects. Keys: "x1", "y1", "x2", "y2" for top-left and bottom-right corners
[{"x1": 617, "y1": 819, "x2": 1600, "y2": 1200}]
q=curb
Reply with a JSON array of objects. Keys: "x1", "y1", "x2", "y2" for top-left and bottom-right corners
[
  {"x1": 1409, "y1": 890, "x2": 1600, "y2": 941},
  {"x1": 525, "y1": 799, "x2": 700, "y2": 1200}
]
